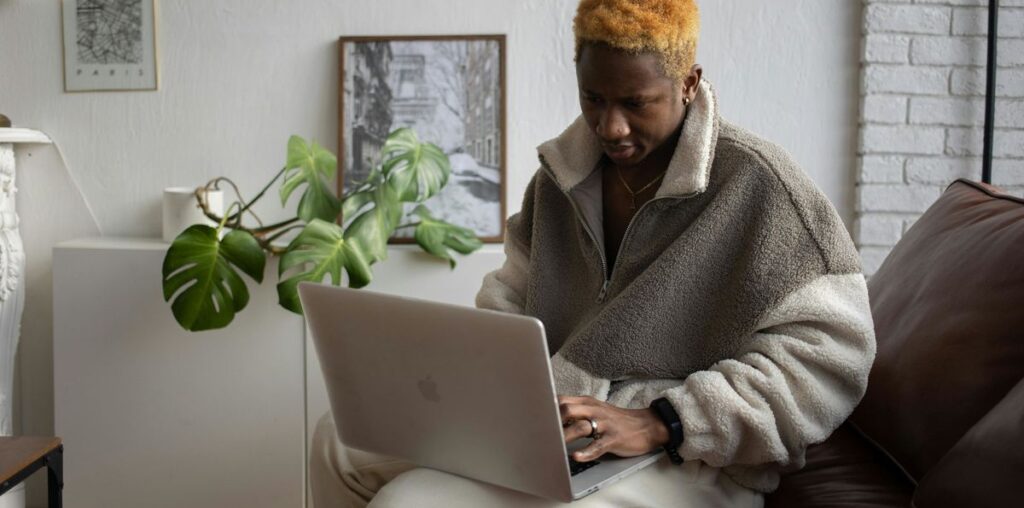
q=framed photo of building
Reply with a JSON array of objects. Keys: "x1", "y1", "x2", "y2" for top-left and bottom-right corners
[
  {"x1": 61, "y1": 0, "x2": 159, "y2": 92},
  {"x1": 339, "y1": 35, "x2": 506, "y2": 243}
]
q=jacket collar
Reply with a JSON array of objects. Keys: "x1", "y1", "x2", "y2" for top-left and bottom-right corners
[{"x1": 537, "y1": 79, "x2": 720, "y2": 198}]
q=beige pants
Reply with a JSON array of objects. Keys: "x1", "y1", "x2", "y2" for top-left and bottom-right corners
[{"x1": 310, "y1": 412, "x2": 764, "y2": 508}]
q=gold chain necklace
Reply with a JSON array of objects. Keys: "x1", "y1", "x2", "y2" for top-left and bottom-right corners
[{"x1": 615, "y1": 166, "x2": 667, "y2": 210}]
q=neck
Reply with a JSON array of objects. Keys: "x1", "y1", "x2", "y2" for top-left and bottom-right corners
[{"x1": 614, "y1": 124, "x2": 682, "y2": 185}]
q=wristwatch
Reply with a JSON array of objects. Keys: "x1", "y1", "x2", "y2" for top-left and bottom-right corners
[{"x1": 650, "y1": 397, "x2": 684, "y2": 464}]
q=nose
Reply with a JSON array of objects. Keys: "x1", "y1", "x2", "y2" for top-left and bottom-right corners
[{"x1": 596, "y1": 107, "x2": 630, "y2": 142}]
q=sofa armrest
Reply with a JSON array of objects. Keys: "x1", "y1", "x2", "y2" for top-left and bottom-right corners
[
  {"x1": 765, "y1": 423, "x2": 913, "y2": 508},
  {"x1": 913, "y1": 376, "x2": 1024, "y2": 508}
]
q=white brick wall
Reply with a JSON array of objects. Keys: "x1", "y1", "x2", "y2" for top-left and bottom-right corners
[{"x1": 857, "y1": 0, "x2": 1024, "y2": 275}]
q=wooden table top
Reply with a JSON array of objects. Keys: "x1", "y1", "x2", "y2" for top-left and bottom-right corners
[{"x1": 0, "y1": 437, "x2": 62, "y2": 483}]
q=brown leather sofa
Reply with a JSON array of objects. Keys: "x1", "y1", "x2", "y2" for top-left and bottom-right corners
[{"x1": 766, "y1": 179, "x2": 1024, "y2": 507}]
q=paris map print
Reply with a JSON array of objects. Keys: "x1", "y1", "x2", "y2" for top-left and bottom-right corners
[
  {"x1": 77, "y1": 0, "x2": 144, "y2": 64},
  {"x1": 62, "y1": 0, "x2": 158, "y2": 91}
]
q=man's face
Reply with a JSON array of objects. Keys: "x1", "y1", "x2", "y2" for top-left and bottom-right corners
[{"x1": 576, "y1": 44, "x2": 687, "y2": 169}]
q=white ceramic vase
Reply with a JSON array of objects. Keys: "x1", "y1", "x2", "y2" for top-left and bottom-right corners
[{"x1": 162, "y1": 187, "x2": 224, "y2": 242}]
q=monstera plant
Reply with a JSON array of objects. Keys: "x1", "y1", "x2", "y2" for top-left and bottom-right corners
[{"x1": 161, "y1": 128, "x2": 483, "y2": 332}]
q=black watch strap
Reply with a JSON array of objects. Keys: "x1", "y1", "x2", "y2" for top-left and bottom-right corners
[{"x1": 650, "y1": 397, "x2": 684, "y2": 464}]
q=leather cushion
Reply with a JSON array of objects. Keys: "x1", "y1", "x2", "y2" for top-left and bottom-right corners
[
  {"x1": 765, "y1": 423, "x2": 913, "y2": 508},
  {"x1": 852, "y1": 179, "x2": 1024, "y2": 481},
  {"x1": 913, "y1": 376, "x2": 1024, "y2": 508}
]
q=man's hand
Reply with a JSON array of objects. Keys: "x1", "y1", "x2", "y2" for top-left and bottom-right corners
[{"x1": 559, "y1": 395, "x2": 670, "y2": 462}]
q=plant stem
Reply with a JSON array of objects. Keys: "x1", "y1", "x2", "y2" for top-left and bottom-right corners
[
  {"x1": 207, "y1": 167, "x2": 285, "y2": 226},
  {"x1": 264, "y1": 224, "x2": 305, "y2": 244},
  {"x1": 206, "y1": 178, "x2": 252, "y2": 228},
  {"x1": 196, "y1": 187, "x2": 237, "y2": 227},
  {"x1": 235, "y1": 165, "x2": 288, "y2": 219},
  {"x1": 217, "y1": 202, "x2": 242, "y2": 236},
  {"x1": 194, "y1": 180, "x2": 300, "y2": 246},
  {"x1": 394, "y1": 222, "x2": 420, "y2": 230},
  {"x1": 252, "y1": 217, "x2": 301, "y2": 236},
  {"x1": 255, "y1": 238, "x2": 288, "y2": 256},
  {"x1": 195, "y1": 165, "x2": 290, "y2": 232}
]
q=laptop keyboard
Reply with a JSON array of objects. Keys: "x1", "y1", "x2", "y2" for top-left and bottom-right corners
[{"x1": 568, "y1": 456, "x2": 601, "y2": 476}]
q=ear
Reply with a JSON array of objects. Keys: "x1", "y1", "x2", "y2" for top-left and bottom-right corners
[{"x1": 683, "y1": 64, "x2": 703, "y2": 102}]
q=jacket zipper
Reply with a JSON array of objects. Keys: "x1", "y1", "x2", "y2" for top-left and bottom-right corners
[
  {"x1": 539, "y1": 156, "x2": 697, "y2": 303},
  {"x1": 539, "y1": 158, "x2": 609, "y2": 298},
  {"x1": 601, "y1": 195, "x2": 690, "y2": 302}
]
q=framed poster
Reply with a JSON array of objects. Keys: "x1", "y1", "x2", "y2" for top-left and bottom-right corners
[
  {"x1": 61, "y1": 0, "x2": 159, "y2": 92},
  {"x1": 339, "y1": 35, "x2": 507, "y2": 243}
]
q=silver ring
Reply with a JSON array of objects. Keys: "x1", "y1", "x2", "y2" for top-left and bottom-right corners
[{"x1": 586, "y1": 418, "x2": 601, "y2": 439}]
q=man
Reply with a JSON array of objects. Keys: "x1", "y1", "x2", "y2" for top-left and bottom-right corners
[{"x1": 312, "y1": 1, "x2": 875, "y2": 506}]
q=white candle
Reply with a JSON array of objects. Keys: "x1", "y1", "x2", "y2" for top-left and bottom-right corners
[{"x1": 162, "y1": 187, "x2": 224, "y2": 243}]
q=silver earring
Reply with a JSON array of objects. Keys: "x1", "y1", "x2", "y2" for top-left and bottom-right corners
[{"x1": 683, "y1": 97, "x2": 691, "y2": 106}]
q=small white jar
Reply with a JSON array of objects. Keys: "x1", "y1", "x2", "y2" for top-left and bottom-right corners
[{"x1": 162, "y1": 187, "x2": 224, "y2": 242}]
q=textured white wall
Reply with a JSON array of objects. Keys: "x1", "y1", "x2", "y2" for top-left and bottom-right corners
[
  {"x1": 857, "y1": 0, "x2": 1024, "y2": 275},
  {"x1": 0, "y1": 0, "x2": 861, "y2": 233},
  {"x1": 0, "y1": 1, "x2": 860, "y2": 506}
]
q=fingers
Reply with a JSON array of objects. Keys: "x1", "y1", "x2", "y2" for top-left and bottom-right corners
[
  {"x1": 560, "y1": 405, "x2": 593, "y2": 425},
  {"x1": 558, "y1": 396, "x2": 609, "y2": 446},
  {"x1": 572, "y1": 436, "x2": 608, "y2": 462},
  {"x1": 557, "y1": 395, "x2": 596, "y2": 406},
  {"x1": 558, "y1": 395, "x2": 601, "y2": 422},
  {"x1": 559, "y1": 400, "x2": 597, "y2": 443},
  {"x1": 562, "y1": 418, "x2": 595, "y2": 443}
]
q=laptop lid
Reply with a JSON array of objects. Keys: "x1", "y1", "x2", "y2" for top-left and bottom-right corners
[{"x1": 299, "y1": 282, "x2": 575, "y2": 502}]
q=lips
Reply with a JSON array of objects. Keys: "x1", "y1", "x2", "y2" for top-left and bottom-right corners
[{"x1": 604, "y1": 144, "x2": 637, "y2": 161}]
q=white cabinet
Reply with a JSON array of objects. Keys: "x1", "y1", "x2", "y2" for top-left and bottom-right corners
[
  {"x1": 53, "y1": 238, "x2": 306, "y2": 508},
  {"x1": 53, "y1": 237, "x2": 505, "y2": 507}
]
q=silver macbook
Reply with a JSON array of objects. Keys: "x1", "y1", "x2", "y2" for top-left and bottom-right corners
[{"x1": 299, "y1": 282, "x2": 661, "y2": 502}]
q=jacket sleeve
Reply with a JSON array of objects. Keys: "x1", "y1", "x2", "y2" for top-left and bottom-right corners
[
  {"x1": 606, "y1": 273, "x2": 876, "y2": 472},
  {"x1": 474, "y1": 221, "x2": 529, "y2": 314},
  {"x1": 474, "y1": 172, "x2": 537, "y2": 314}
]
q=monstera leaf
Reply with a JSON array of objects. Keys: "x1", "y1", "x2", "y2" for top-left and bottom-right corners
[
  {"x1": 341, "y1": 189, "x2": 374, "y2": 223},
  {"x1": 339, "y1": 167, "x2": 387, "y2": 222},
  {"x1": 162, "y1": 226, "x2": 266, "y2": 331},
  {"x1": 343, "y1": 184, "x2": 402, "y2": 264},
  {"x1": 381, "y1": 128, "x2": 450, "y2": 203},
  {"x1": 411, "y1": 206, "x2": 483, "y2": 268},
  {"x1": 280, "y1": 136, "x2": 341, "y2": 223},
  {"x1": 277, "y1": 219, "x2": 372, "y2": 314}
]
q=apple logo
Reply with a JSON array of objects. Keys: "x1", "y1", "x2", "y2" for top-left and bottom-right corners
[{"x1": 417, "y1": 375, "x2": 441, "y2": 403}]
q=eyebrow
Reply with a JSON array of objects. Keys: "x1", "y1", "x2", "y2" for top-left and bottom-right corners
[{"x1": 580, "y1": 88, "x2": 662, "y2": 101}]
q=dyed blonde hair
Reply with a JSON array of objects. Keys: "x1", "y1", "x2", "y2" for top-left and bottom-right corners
[{"x1": 573, "y1": 0, "x2": 700, "y2": 82}]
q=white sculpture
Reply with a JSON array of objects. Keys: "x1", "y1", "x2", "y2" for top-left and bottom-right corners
[
  {"x1": 0, "y1": 128, "x2": 52, "y2": 508},
  {"x1": 0, "y1": 142, "x2": 24, "y2": 440}
]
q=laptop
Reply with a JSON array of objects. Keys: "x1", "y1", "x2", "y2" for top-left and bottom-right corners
[{"x1": 299, "y1": 282, "x2": 661, "y2": 502}]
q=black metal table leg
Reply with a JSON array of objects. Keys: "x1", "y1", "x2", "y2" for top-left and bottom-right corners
[{"x1": 45, "y1": 445, "x2": 63, "y2": 508}]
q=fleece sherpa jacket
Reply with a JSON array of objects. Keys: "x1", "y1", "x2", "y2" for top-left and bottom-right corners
[{"x1": 475, "y1": 79, "x2": 876, "y2": 493}]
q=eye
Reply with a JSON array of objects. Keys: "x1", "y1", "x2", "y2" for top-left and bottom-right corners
[
  {"x1": 625, "y1": 100, "x2": 646, "y2": 109},
  {"x1": 582, "y1": 93, "x2": 603, "y2": 105}
]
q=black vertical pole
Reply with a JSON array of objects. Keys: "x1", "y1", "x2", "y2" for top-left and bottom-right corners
[{"x1": 982, "y1": 0, "x2": 999, "y2": 184}]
